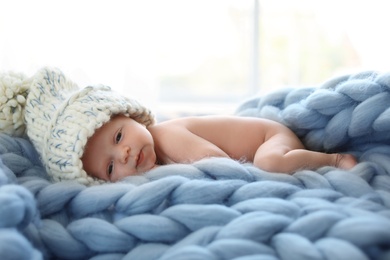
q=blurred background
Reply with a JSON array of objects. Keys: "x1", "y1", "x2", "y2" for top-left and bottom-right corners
[{"x1": 1, "y1": 0, "x2": 389, "y2": 118}]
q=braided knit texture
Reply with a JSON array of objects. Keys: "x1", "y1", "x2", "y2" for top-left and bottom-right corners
[{"x1": 1, "y1": 71, "x2": 390, "y2": 259}]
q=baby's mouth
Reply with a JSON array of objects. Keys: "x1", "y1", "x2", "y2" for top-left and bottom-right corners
[{"x1": 136, "y1": 150, "x2": 144, "y2": 167}]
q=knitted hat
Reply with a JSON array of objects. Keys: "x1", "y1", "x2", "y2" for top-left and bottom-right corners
[{"x1": 0, "y1": 67, "x2": 155, "y2": 185}]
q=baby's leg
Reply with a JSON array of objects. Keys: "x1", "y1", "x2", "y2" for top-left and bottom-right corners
[{"x1": 253, "y1": 129, "x2": 357, "y2": 173}]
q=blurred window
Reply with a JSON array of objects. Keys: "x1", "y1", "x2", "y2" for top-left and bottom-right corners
[{"x1": 1, "y1": 0, "x2": 389, "y2": 116}]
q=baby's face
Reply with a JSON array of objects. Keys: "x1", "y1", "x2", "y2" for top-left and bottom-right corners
[{"x1": 82, "y1": 115, "x2": 157, "y2": 182}]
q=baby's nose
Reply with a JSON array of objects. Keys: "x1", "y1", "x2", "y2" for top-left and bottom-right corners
[{"x1": 117, "y1": 146, "x2": 130, "y2": 164}]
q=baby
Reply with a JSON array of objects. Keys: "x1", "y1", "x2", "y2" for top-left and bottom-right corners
[
  {"x1": 1, "y1": 67, "x2": 357, "y2": 185},
  {"x1": 82, "y1": 114, "x2": 357, "y2": 182}
]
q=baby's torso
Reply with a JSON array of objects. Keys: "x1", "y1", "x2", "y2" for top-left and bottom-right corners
[{"x1": 149, "y1": 116, "x2": 282, "y2": 164}]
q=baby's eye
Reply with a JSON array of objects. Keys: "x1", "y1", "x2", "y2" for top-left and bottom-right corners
[
  {"x1": 107, "y1": 161, "x2": 114, "y2": 176},
  {"x1": 115, "y1": 130, "x2": 122, "y2": 143}
]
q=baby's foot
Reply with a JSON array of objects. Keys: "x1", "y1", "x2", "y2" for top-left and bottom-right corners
[{"x1": 335, "y1": 154, "x2": 357, "y2": 170}]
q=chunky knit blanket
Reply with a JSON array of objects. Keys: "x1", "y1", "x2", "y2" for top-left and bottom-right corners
[{"x1": 1, "y1": 71, "x2": 390, "y2": 260}]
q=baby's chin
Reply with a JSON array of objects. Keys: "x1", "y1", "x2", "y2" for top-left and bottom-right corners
[
  {"x1": 135, "y1": 155, "x2": 157, "y2": 174},
  {"x1": 141, "y1": 162, "x2": 159, "y2": 173}
]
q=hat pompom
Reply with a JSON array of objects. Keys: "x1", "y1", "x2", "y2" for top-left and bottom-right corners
[{"x1": 0, "y1": 71, "x2": 32, "y2": 137}]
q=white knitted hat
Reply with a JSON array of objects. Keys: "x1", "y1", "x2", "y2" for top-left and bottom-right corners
[{"x1": 0, "y1": 67, "x2": 155, "y2": 185}]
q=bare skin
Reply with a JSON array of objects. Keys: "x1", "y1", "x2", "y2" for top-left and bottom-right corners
[{"x1": 82, "y1": 115, "x2": 357, "y2": 182}]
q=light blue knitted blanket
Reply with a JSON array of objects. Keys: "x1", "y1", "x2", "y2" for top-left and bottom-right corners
[{"x1": 1, "y1": 71, "x2": 390, "y2": 260}]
